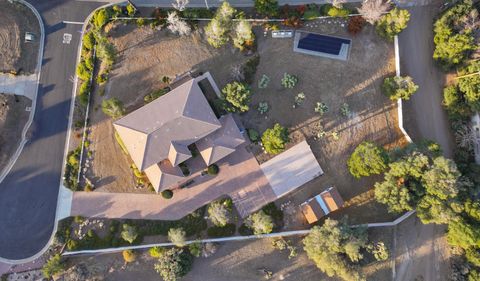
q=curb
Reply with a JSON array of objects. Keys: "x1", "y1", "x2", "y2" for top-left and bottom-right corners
[
  {"x1": 394, "y1": 35, "x2": 413, "y2": 144},
  {"x1": 0, "y1": 0, "x2": 45, "y2": 183}
]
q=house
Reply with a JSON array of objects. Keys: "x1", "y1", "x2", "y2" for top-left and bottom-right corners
[
  {"x1": 113, "y1": 73, "x2": 245, "y2": 192},
  {"x1": 300, "y1": 186, "x2": 344, "y2": 224}
]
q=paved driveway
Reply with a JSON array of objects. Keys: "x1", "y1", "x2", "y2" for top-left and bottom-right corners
[{"x1": 71, "y1": 144, "x2": 274, "y2": 220}]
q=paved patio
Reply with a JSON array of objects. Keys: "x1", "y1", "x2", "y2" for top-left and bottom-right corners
[{"x1": 71, "y1": 144, "x2": 275, "y2": 220}]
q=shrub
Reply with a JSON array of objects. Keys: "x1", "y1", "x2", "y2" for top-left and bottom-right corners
[
  {"x1": 233, "y1": 20, "x2": 254, "y2": 50},
  {"x1": 93, "y1": 8, "x2": 111, "y2": 29},
  {"x1": 258, "y1": 102, "x2": 269, "y2": 114},
  {"x1": 314, "y1": 102, "x2": 329, "y2": 115},
  {"x1": 244, "y1": 55, "x2": 260, "y2": 85},
  {"x1": 189, "y1": 242, "x2": 203, "y2": 257},
  {"x1": 261, "y1": 123, "x2": 289, "y2": 155},
  {"x1": 221, "y1": 82, "x2": 252, "y2": 112},
  {"x1": 371, "y1": 242, "x2": 389, "y2": 261},
  {"x1": 382, "y1": 76, "x2": 419, "y2": 100},
  {"x1": 304, "y1": 7, "x2": 321, "y2": 20},
  {"x1": 376, "y1": 8, "x2": 410, "y2": 40},
  {"x1": 254, "y1": 0, "x2": 279, "y2": 17},
  {"x1": 126, "y1": 2, "x2": 136, "y2": 17},
  {"x1": 83, "y1": 30, "x2": 96, "y2": 50},
  {"x1": 162, "y1": 189, "x2": 173, "y2": 199},
  {"x1": 443, "y1": 85, "x2": 472, "y2": 120},
  {"x1": 239, "y1": 223, "x2": 254, "y2": 236},
  {"x1": 281, "y1": 73, "x2": 298, "y2": 88},
  {"x1": 258, "y1": 74, "x2": 270, "y2": 89},
  {"x1": 149, "y1": 246, "x2": 165, "y2": 258},
  {"x1": 112, "y1": 5, "x2": 123, "y2": 16},
  {"x1": 207, "y1": 164, "x2": 219, "y2": 175},
  {"x1": 245, "y1": 210, "x2": 274, "y2": 235},
  {"x1": 347, "y1": 141, "x2": 389, "y2": 178},
  {"x1": 207, "y1": 200, "x2": 230, "y2": 227},
  {"x1": 76, "y1": 60, "x2": 91, "y2": 81},
  {"x1": 248, "y1": 128, "x2": 260, "y2": 143},
  {"x1": 154, "y1": 248, "x2": 193, "y2": 281},
  {"x1": 326, "y1": 6, "x2": 350, "y2": 17},
  {"x1": 121, "y1": 224, "x2": 138, "y2": 244},
  {"x1": 293, "y1": 92, "x2": 305, "y2": 108},
  {"x1": 262, "y1": 202, "x2": 284, "y2": 226},
  {"x1": 168, "y1": 227, "x2": 186, "y2": 247},
  {"x1": 144, "y1": 87, "x2": 169, "y2": 104},
  {"x1": 101, "y1": 98, "x2": 125, "y2": 119},
  {"x1": 340, "y1": 103, "x2": 350, "y2": 117},
  {"x1": 122, "y1": 249, "x2": 136, "y2": 263},
  {"x1": 78, "y1": 81, "x2": 90, "y2": 107},
  {"x1": 207, "y1": 223, "x2": 236, "y2": 237},
  {"x1": 347, "y1": 16, "x2": 366, "y2": 35},
  {"x1": 42, "y1": 254, "x2": 64, "y2": 278}
]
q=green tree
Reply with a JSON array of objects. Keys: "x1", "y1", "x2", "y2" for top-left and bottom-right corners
[
  {"x1": 447, "y1": 218, "x2": 480, "y2": 249},
  {"x1": 470, "y1": 269, "x2": 480, "y2": 281},
  {"x1": 205, "y1": 1, "x2": 236, "y2": 48},
  {"x1": 457, "y1": 60, "x2": 480, "y2": 111},
  {"x1": 207, "y1": 200, "x2": 230, "y2": 227},
  {"x1": 102, "y1": 98, "x2": 125, "y2": 119},
  {"x1": 168, "y1": 227, "x2": 186, "y2": 247},
  {"x1": 376, "y1": 8, "x2": 410, "y2": 40},
  {"x1": 466, "y1": 247, "x2": 480, "y2": 267},
  {"x1": 221, "y1": 82, "x2": 252, "y2": 112},
  {"x1": 233, "y1": 20, "x2": 254, "y2": 50},
  {"x1": 443, "y1": 85, "x2": 472, "y2": 120},
  {"x1": 254, "y1": 0, "x2": 279, "y2": 17},
  {"x1": 245, "y1": 210, "x2": 274, "y2": 235},
  {"x1": 382, "y1": 76, "x2": 419, "y2": 100},
  {"x1": 347, "y1": 141, "x2": 389, "y2": 178},
  {"x1": 374, "y1": 152, "x2": 430, "y2": 213},
  {"x1": 42, "y1": 254, "x2": 65, "y2": 279},
  {"x1": 303, "y1": 219, "x2": 367, "y2": 281},
  {"x1": 261, "y1": 123, "x2": 289, "y2": 155},
  {"x1": 121, "y1": 224, "x2": 138, "y2": 243},
  {"x1": 154, "y1": 248, "x2": 193, "y2": 281}
]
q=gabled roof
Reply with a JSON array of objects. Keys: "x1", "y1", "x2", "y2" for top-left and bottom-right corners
[
  {"x1": 196, "y1": 114, "x2": 245, "y2": 166},
  {"x1": 301, "y1": 186, "x2": 344, "y2": 224},
  {"x1": 113, "y1": 79, "x2": 221, "y2": 171},
  {"x1": 144, "y1": 160, "x2": 185, "y2": 192}
]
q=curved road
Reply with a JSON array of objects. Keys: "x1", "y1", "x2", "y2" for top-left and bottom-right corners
[{"x1": 0, "y1": 0, "x2": 100, "y2": 261}]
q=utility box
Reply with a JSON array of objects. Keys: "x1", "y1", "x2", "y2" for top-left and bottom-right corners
[{"x1": 25, "y1": 32, "x2": 35, "y2": 43}]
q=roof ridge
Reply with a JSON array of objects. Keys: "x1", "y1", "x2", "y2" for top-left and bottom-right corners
[
  {"x1": 182, "y1": 115, "x2": 222, "y2": 130},
  {"x1": 179, "y1": 79, "x2": 196, "y2": 116}
]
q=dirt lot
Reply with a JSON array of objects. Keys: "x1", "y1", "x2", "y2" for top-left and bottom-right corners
[
  {"x1": 0, "y1": 94, "x2": 30, "y2": 172},
  {"x1": 0, "y1": 0, "x2": 40, "y2": 74},
  {"x1": 61, "y1": 227, "x2": 393, "y2": 281}
]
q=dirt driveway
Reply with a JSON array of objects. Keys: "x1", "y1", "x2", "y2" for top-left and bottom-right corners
[{"x1": 0, "y1": 0, "x2": 40, "y2": 74}]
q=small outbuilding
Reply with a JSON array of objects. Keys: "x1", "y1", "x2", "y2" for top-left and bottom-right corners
[{"x1": 300, "y1": 186, "x2": 344, "y2": 224}]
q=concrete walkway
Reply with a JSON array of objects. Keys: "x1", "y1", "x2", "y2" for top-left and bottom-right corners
[{"x1": 0, "y1": 74, "x2": 37, "y2": 100}]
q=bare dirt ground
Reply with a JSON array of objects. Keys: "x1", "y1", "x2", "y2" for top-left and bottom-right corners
[
  {"x1": 87, "y1": 23, "x2": 249, "y2": 193},
  {"x1": 393, "y1": 215, "x2": 452, "y2": 281},
  {"x1": 0, "y1": 0, "x2": 40, "y2": 74},
  {"x1": 60, "y1": 228, "x2": 393, "y2": 281},
  {"x1": 0, "y1": 94, "x2": 30, "y2": 172},
  {"x1": 241, "y1": 20, "x2": 407, "y2": 224}
]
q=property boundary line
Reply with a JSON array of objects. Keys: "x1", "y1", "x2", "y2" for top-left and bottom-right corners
[
  {"x1": 0, "y1": 0, "x2": 45, "y2": 184},
  {"x1": 63, "y1": 211, "x2": 416, "y2": 257}
]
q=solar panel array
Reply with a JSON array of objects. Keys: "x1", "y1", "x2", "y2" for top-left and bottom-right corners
[{"x1": 297, "y1": 33, "x2": 350, "y2": 55}]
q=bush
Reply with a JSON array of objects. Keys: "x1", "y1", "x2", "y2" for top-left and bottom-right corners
[
  {"x1": 245, "y1": 210, "x2": 274, "y2": 235},
  {"x1": 347, "y1": 141, "x2": 389, "y2": 178},
  {"x1": 347, "y1": 16, "x2": 366, "y2": 35},
  {"x1": 83, "y1": 30, "x2": 96, "y2": 50},
  {"x1": 76, "y1": 60, "x2": 91, "y2": 81},
  {"x1": 122, "y1": 249, "x2": 136, "y2": 263},
  {"x1": 326, "y1": 5, "x2": 350, "y2": 17},
  {"x1": 207, "y1": 164, "x2": 219, "y2": 175},
  {"x1": 78, "y1": 81, "x2": 90, "y2": 107},
  {"x1": 207, "y1": 223, "x2": 236, "y2": 237},
  {"x1": 101, "y1": 98, "x2": 125, "y2": 119},
  {"x1": 207, "y1": 200, "x2": 230, "y2": 227},
  {"x1": 382, "y1": 76, "x2": 419, "y2": 100},
  {"x1": 248, "y1": 128, "x2": 260, "y2": 143},
  {"x1": 168, "y1": 227, "x2": 186, "y2": 247},
  {"x1": 314, "y1": 102, "x2": 329, "y2": 115},
  {"x1": 443, "y1": 85, "x2": 472, "y2": 120},
  {"x1": 254, "y1": 0, "x2": 279, "y2": 17},
  {"x1": 93, "y1": 8, "x2": 112, "y2": 29},
  {"x1": 154, "y1": 248, "x2": 193, "y2": 281},
  {"x1": 162, "y1": 189, "x2": 173, "y2": 199},
  {"x1": 376, "y1": 8, "x2": 410, "y2": 40},
  {"x1": 281, "y1": 73, "x2": 298, "y2": 88},
  {"x1": 261, "y1": 123, "x2": 289, "y2": 155},
  {"x1": 149, "y1": 246, "x2": 165, "y2": 258},
  {"x1": 42, "y1": 254, "x2": 64, "y2": 279},
  {"x1": 121, "y1": 224, "x2": 138, "y2": 244},
  {"x1": 262, "y1": 202, "x2": 284, "y2": 226},
  {"x1": 189, "y1": 242, "x2": 203, "y2": 257},
  {"x1": 221, "y1": 82, "x2": 252, "y2": 112}
]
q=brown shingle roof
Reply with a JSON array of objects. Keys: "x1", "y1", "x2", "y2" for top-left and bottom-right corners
[
  {"x1": 196, "y1": 114, "x2": 245, "y2": 166},
  {"x1": 113, "y1": 79, "x2": 221, "y2": 171}
]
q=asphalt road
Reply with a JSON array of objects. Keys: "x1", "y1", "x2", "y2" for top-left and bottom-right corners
[
  {"x1": 398, "y1": 3, "x2": 454, "y2": 157},
  {"x1": 0, "y1": 0, "x2": 100, "y2": 261}
]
